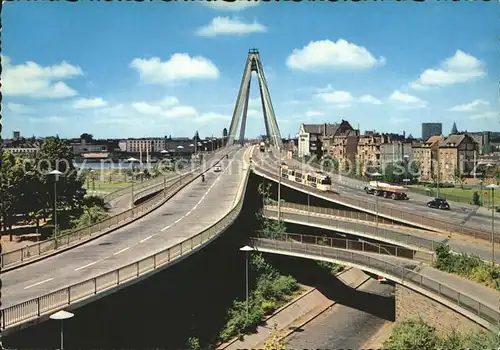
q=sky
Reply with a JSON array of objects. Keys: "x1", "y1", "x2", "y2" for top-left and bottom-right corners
[{"x1": 2, "y1": 1, "x2": 499, "y2": 140}]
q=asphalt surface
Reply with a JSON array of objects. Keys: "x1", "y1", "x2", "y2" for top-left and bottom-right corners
[
  {"x1": 286, "y1": 278, "x2": 394, "y2": 350},
  {"x1": 4, "y1": 146, "x2": 251, "y2": 308},
  {"x1": 253, "y1": 150, "x2": 492, "y2": 232},
  {"x1": 265, "y1": 208, "x2": 500, "y2": 263}
]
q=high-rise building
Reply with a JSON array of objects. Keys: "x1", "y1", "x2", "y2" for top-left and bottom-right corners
[
  {"x1": 13, "y1": 130, "x2": 20, "y2": 140},
  {"x1": 421, "y1": 123, "x2": 442, "y2": 141}
]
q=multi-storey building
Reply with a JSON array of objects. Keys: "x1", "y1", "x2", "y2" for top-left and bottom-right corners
[
  {"x1": 356, "y1": 132, "x2": 407, "y2": 172},
  {"x1": 322, "y1": 130, "x2": 360, "y2": 170},
  {"x1": 412, "y1": 135, "x2": 442, "y2": 181},
  {"x1": 412, "y1": 134, "x2": 478, "y2": 182},
  {"x1": 421, "y1": 122, "x2": 442, "y2": 142},
  {"x1": 124, "y1": 138, "x2": 167, "y2": 153},
  {"x1": 297, "y1": 120, "x2": 354, "y2": 158},
  {"x1": 437, "y1": 134, "x2": 478, "y2": 182}
]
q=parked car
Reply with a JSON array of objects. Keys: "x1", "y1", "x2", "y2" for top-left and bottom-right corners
[
  {"x1": 427, "y1": 198, "x2": 450, "y2": 210},
  {"x1": 214, "y1": 165, "x2": 222, "y2": 172}
]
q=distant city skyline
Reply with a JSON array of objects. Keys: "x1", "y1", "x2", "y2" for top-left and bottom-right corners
[{"x1": 3, "y1": 2, "x2": 498, "y2": 139}]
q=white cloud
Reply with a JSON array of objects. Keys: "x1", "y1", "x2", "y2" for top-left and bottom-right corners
[
  {"x1": 247, "y1": 109, "x2": 260, "y2": 117},
  {"x1": 165, "y1": 106, "x2": 198, "y2": 118},
  {"x1": 286, "y1": 39, "x2": 385, "y2": 71},
  {"x1": 410, "y1": 50, "x2": 485, "y2": 89},
  {"x1": 130, "y1": 54, "x2": 219, "y2": 84},
  {"x1": 314, "y1": 89, "x2": 382, "y2": 108},
  {"x1": 73, "y1": 97, "x2": 108, "y2": 109},
  {"x1": 6, "y1": 102, "x2": 34, "y2": 114},
  {"x1": 469, "y1": 111, "x2": 497, "y2": 120},
  {"x1": 202, "y1": 1, "x2": 260, "y2": 11},
  {"x1": 195, "y1": 112, "x2": 231, "y2": 122},
  {"x1": 359, "y1": 94, "x2": 382, "y2": 105},
  {"x1": 195, "y1": 17, "x2": 267, "y2": 37},
  {"x1": 389, "y1": 90, "x2": 427, "y2": 109},
  {"x1": 2, "y1": 55, "x2": 83, "y2": 98},
  {"x1": 449, "y1": 99, "x2": 489, "y2": 112},
  {"x1": 305, "y1": 110, "x2": 324, "y2": 117}
]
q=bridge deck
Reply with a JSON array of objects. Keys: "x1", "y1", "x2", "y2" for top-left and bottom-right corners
[
  {"x1": 4, "y1": 146, "x2": 250, "y2": 309},
  {"x1": 257, "y1": 150, "x2": 493, "y2": 233},
  {"x1": 264, "y1": 205, "x2": 500, "y2": 263}
]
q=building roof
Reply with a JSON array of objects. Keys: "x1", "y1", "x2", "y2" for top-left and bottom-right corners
[
  {"x1": 426, "y1": 135, "x2": 442, "y2": 144},
  {"x1": 439, "y1": 134, "x2": 466, "y2": 148},
  {"x1": 302, "y1": 123, "x2": 340, "y2": 136}
]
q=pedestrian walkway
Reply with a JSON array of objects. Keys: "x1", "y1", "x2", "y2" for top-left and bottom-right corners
[{"x1": 219, "y1": 268, "x2": 369, "y2": 350}]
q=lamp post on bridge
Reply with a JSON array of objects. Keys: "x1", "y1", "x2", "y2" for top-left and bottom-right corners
[
  {"x1": 48, "y1": 170, "x2": 64, "y2": 241},
  {"x1": 278, "y1": 147, "x2": 282, "y2": 221},
  {"x1": 50, "y1": 310, "x2": 74, "y2": 350},
  {"x1": 486, "y1": 184, "x2": 499, "y2": 266},
  {"x1": 370, "y1": 171, "x2": 382, "y2": 235},
  {"x1": 239, "y1": 245, "x2": 254, "y2": 324}
]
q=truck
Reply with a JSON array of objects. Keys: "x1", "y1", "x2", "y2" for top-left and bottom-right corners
[
  {"x1": 259, "y1": 142, "x2": 266, "y2": 152},
  {"x1": 363, "y1": 181, "x2": 408, "y2": 200}
]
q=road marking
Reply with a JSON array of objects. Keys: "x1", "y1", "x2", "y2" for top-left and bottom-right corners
[
  {"x1": 186, "y1": 210, "x2": 192, "y2": 216},
  {"x1": 161, "y1": 224, "x2": 172, "y2": 232},
  {"x1": 140, "y1": 235, "x2": 153, "y2": 243},
  {"x1": 24, "y1": 278, "x2": 54, "y2": 289},
  {"x1": 75, "y1": 260, "x2": 100, "y2": 271},
  {"x1": 174, "y1": 218, "x2": 182, "y2": 224},
  {"x1": 113, "y1": 247, "x2": 130, "y2": 255}
]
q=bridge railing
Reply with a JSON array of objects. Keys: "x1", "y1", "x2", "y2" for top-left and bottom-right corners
[
  {"x1": 263, "y1": 204, "x2": 439, "y2": 252},
  {"x1": 253, "y1": 165, "x2": 494, "y2": 242},
  {"x1": 1, "y1": 152, "x2": 229, "y2": 269},
  {"x1": 102, "y1": 149, "x2": 224, "y2": 203},
  {"x1": 1, "y1": 153, "x2": 251, "y2": 331},
  {"x1": 250, "y1": 237, "x2": 500, "y2": 328},
  {"x1": 265, "y1": 232, "x2": 433, "y2": 262}
]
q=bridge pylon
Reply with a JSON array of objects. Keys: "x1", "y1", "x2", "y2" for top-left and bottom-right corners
[{"x1": 227, "y1": 49, "x2": 283, "y2": 149}]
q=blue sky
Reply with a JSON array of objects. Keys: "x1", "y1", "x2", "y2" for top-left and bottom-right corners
[{"x1": 3, "y1": 1, "x2": 499, "y2": 140}]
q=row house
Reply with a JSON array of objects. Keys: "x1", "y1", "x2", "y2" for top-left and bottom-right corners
[
  {"x1": 322, "y1": 129, "x2": 359, "y2": 171},
  {"x1": 412, "y1": 135, "x2": 442, "y2": 181}
]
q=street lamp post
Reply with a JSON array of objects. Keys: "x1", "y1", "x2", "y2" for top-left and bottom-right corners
[
  {"x1": 371, "y1": 171, "x2": 382, "y2": 235},
  {"x1": 239, "y1": 245, "x2": 254, "y2": 324},
  {"x1": 403, "y1": 154, "x2": 410, "y2": 184},
  {"x1": 48, "y1": 170, "x2": 63, "y2": 240},
  {"x1": 486, "y1": 184, "x2": 499, "y2": 266},
  {"x1": 49, "y1": 310, "x2": 74, "y2": 350},
  {"x1": 278, "y1": 148, "x2": 282, "y2": 221}
]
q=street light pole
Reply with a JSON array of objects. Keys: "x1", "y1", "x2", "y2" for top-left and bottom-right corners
[
  {"x1": 239, "y1": 246, "x2": 254, "y2": 324},
  {"x1": 486, "y1": 184, "x2": 499, "y2": 266},
  {"x1": 278, "y1": 148, "x2": 282, "y2": 221},
  {"x1": 49, "y1": 310, "x2": 74, "y2": 350},
  {"x1": 48, "y1": 170, "x2": 63, "y2": 240},
  {"x1": 371, "y1": 171, "x2": 382, "y2": 235}
]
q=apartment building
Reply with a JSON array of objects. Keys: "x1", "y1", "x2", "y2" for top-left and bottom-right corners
[
  {"x1": 356, "y1": 132, "x2": 407, "y2": 171},
  {"x1": 421, "y1": 122, "x2": 442, "y2": 141},
  {"x1": 437, "y1": 134, "x2": 478, "y2": 182},
  {"x1": 412, "y1": 134, "x2": 478, "y2": 182},
  {"x1": 322, "y1": 130, "x2": 359, "y2": 170},
  {"x1": 412, "y1": 135, "x2": 442, "y2": 181},
  {"x1": 297, "y1": 120, "x2": 354, "y2": 158}
]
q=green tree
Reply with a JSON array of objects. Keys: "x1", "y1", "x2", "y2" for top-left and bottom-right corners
[
  {"x1": 472, "y1": 191, "x2": 481, "y2": 206},
  {"x1": 453, "y1": 166, "x2": 466, "y2": 189},
  {"x1": 383, "y1": 318, "x2": 438, "y2": 350},
  {"x1": 186, "y1": 336, "x2": 201, "y2": 350}
]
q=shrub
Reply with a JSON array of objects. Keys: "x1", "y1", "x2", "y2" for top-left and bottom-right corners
[
  {"x1": 383, "y1": 318, "x2": 438, "y2": 350},
  {"x1": 472, "y1": 191, "x2": 481, "y2": 205}
]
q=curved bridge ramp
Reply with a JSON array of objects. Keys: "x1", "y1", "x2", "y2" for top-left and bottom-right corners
[{"x1": 249, "y1": 237, "x2": 500, "y2": 331}]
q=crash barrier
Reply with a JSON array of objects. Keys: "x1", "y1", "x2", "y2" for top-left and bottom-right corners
[
  {"x1": 263, "y1": 204, "x2": 439, "y2": 252},
  {"x1": 1, "y1": 159, "x2": 251, "y2": 332},
  {"x1": 250, "y1": 237, "x2": 500, "y2": 330},
  {"x1": 252, "y1": 165, "x2": 495, "y2": 242},
  {"x1": 1, "y1": 151, "x2": 231, "y2": 270}
]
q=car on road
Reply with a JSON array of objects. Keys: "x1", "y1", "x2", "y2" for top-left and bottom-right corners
[
  {"x1": 214, "y1": 165, "x2": 222, "y2": 172},
  {"x1": 427, "y1": 198, "x2": 450, "y2": 210}
]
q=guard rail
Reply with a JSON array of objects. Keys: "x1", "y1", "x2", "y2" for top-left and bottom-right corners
[
  {"x1": 1, "y1": 152, "x2": 250, "y2": 331},
  {"x1": 263, "y1": 204, "x2": 439, "y2": 252},
  {"x1": 269, "y1": 232, "x2": 433, "y2": 263},
  {"x1": 250, "y1": 237, "x2": 500, "y2": 329},
  {"x1": 252, "y1": 164, "x2": 495, "y2": 242},
  {"x1": 1, "y1": 151, "x2": 229, "y2": 269}
]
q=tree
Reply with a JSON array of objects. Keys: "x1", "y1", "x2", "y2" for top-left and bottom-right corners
[
  {"x1": 383, "y1": 318, "x2": 438, "y2": 350},
  {"x1": 472, "y1": 191, "x2": 481, "y2": 206},
  {"x1": 186, "y1": 337, "x2": 200, "y2": 350},
  {"x1": 453, "y1": 166, "x2": 465, "y2": 189},
  {"x1": 80, "y1": 133, "x2": 93, "y2": 142}
]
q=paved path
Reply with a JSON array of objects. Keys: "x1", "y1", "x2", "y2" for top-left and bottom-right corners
[
  {"x1": 4, "y1": 146, "x2": 251, "y2": 308},
  {"x1": 253, "y1": 150, "x2": 493, "y2": 233},
  {"x1": 264, "y1": 206, "x2": 500, "y2": 263}
]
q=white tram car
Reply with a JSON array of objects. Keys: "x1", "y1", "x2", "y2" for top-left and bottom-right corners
[{"x1": 280, "y1": 164, "x2": 332, "y2": 191}]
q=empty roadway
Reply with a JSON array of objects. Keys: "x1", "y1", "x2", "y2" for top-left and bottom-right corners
[{"x1": 4, "y1": 146, "x2": 250, "y2": 309}]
